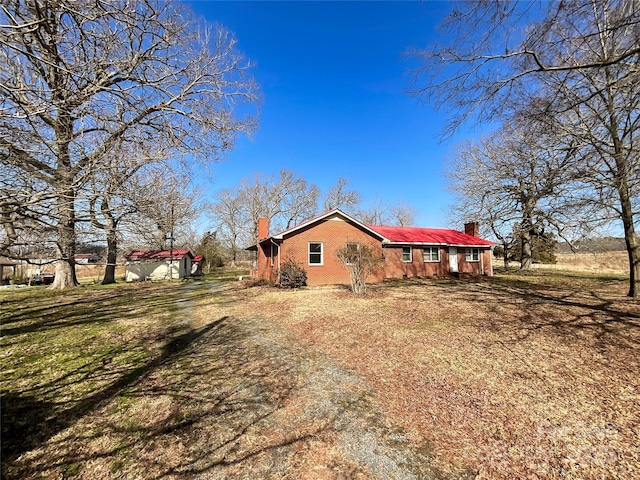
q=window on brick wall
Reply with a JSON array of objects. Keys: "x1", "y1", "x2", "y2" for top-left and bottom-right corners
[
  {"x1": 423, "y1": 246, "x2": 440, "y2": 262},
  {"x1": 465, "y1": 248, "x2": 480, "y2": 262},
  {"x1": 309, "y1": 242, "x2": 323, "y2": 265},
  {"x1": 402, "y1": 246, "x2": 412, "y2": 262}
]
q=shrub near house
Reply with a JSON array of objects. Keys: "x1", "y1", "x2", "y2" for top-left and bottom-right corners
[{"x1": 278, "y1": 259, "x2": 308, "y2": 288}]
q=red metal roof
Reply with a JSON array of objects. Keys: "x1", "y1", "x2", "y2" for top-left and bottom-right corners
[
  {"x1": 368, "y1": 225, "x2": 493, "y2": 247},
  {"x1": 125, "y1": 249, "x2": 193, "y2": 261},
  {"x1": 193, "y1": 255, "x2": 204, "y2": 262}
]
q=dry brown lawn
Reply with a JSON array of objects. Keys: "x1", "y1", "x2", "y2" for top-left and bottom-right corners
[
  {"x1": 1, "y1": 281, "x2": 444, "y2": 479},
  {"x1": 2, "y1": 270, "x2": 638, "y2": 479},
  {"x1": 226, "y1": 272, "x2": 639, "y2": 479}
]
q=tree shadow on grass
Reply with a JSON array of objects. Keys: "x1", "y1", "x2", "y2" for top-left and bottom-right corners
[
  {"x1": 0, "y1": 283, "x2": 215, "y2": 337},
  {"x1": 430, "y1": 275, "x2": 639, "y2": 351},
  {"x1": 1, "y1": 313, "x2": 327, "y2": 479},
  {"x1": 2, "y1": 319, "x2": 223, "y2": 461}
]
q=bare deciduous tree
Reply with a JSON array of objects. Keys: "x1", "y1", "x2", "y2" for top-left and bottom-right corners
[
  {"x1": 124, "y1": 168, "x2": 200, "y2": 253},
  {"x1": 0, "y1": 0, "x2": 258, "y2": 288},
  {"x1": 357, "y1": 197, "x2": 391, "y2": 225},
  {"x1": 322, "y1": 177, "x2": 361, "y2": 213},
  {"x1": 279, "y1": 170, "x2": 319, "y2": 229},
  {"x1": 208, "y1": 188, "x2": 244, "y2": 267},
  {"x1": 86, "y1": 143, "x2": 164, "y2": 284},
  {"x1": 1, "y1": 163, "x2": 56, "y2": 257},
  {"x1": 448, "y1": 124, "x2": 590, "y2": 270},
  {"x1": 412, "y1": 0, "x2": 640, "y2": 296},
  {"x1": 410, "y1": 0, "x2": 639, "y2": 133},
  {"x1": 215, "y1": 169, "x2": 319, "y2": 248},
  {"x1": 358, "y1": 197, "x2": 418, "y2": 227},
  {"x1": 390, "y1": 200, "x2": 417, "y2": 227}
]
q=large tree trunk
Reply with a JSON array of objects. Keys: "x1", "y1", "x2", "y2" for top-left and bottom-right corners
[
  {"x1": 520, "y1": 235, "x2": 533, "y2": 270},
  {"x1": 89, "y1": 194, "x2": 119, "y2": 285},
  {"x1": 614, "y1": 151, "x2": 639, "y2": 298},
  {"x1": 503, "y1": 241, "x2": 509, "y2": 269},
  {"x1": 102, "y1": 227, "x2": 118, "y2": 285},
  {"x1": 50, "y1": 187, "x2": 79, "y2": 289},
  {"x1": 520, "y1": 199, "x2": 536, "y2": 270},
  {"x1": 101, "y1": 200, "x2": 118, "y2": 285},
  {"x1": 520, "y1": 220, "x2": 534, "y2": 270},
  {"x1": 622, "y1": 222, "x2": 639, "y2": 298},
  {"x1": 607, "y1": 94, "x2": 639, "y2": 298},
  {"x1": 50, "y1": 94, "x2": 78, "y2": 289}
]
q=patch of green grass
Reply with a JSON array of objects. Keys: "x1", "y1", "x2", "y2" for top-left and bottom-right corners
[
  {"x1": 62, "y1": 462, "x2": 83, "y2": 477},
  {"x1": 109, "y1": 457, "x2": 127, "y2": 475},
  {"x1": 202, "y1": 267, "x2": 250, "y2": 282},
  {"x1": 0, "y1": 282, "x2": 198, "y2": 465}
]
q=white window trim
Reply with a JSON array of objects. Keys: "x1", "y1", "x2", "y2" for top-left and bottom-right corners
[
  {"x1": 402, "y1": 246, "x2": 412, "y2": 263},
  {"x1": 423, "y1": 246, "x2": 440, "y2": 262},
  {"x1": 308, "y1": 242, "x2": 323, "y2": 266},
  {"x1": 465, "y1": 248, "x2": 480, "y2": 262}
]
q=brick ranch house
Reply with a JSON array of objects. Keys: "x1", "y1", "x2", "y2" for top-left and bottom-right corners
[{"x1": 247, "y1": 209, "x2": 494, "y2": 286}]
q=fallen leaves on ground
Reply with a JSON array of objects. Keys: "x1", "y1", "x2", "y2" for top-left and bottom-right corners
[{"x1": 224, "y1": 273, "x2": 639, "y2": 479}]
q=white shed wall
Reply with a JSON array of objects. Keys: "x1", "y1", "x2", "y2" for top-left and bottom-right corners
[{"x1": 125, "y1": 258, "x2": 191, "y2": 282}]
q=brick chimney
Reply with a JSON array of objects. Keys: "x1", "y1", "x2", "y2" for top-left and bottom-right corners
[
  {"x1": 464, "y1": 222, "x2": 479, "y2": 237},
  {"x1": 258, "y1": 217, "x2": 269, "y2": 240}
]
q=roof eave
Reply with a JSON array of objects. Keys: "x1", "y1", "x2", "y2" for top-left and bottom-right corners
[
  {"x1": 274, "y1": 209, "x2": 386, "y2": 241},
  {"x1": 450, "y1": 243, "x2": 494, "y2": 248},
  {"x1": 383, "y1": 242, "x2": 493, "y2": 248}
]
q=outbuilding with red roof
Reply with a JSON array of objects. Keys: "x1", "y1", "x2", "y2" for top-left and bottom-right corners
[
  {"x1": 247, "y1": 209, "x2": 493, "y2": 286},
  {"x1": 124, "y1": 249, "x2": 194, "y2": 281}
]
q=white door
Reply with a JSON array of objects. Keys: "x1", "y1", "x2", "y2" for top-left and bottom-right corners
[{"x1": 449, "y1": 247, "x2": 458, "y2": 273}]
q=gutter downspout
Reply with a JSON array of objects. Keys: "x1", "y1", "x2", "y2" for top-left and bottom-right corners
[{"x1": 270, "y1": 238, "x2": 281, "y2": 284}]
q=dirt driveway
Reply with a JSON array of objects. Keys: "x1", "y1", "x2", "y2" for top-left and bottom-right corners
[{"x1": 182, "y1": 281, "x2": 459, "y2": 480}]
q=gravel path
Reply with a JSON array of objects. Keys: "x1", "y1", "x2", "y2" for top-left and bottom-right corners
[{"x1": 197, "y1": 282, "x2": 467, "y2": 480}]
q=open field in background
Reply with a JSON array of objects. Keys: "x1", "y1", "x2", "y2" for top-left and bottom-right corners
[
  {"x1": 76, "y1": 265, "x2": 126, "y2": 281},
  {"x1": 543, "y1": 251, "x2": 629, "y2": 273},
  {"x1": 1, "y1": 267, "x2": 638, "y2": 479},
  {"x1": 506, "y1": 251, "x2": 629, "y2": 275}
]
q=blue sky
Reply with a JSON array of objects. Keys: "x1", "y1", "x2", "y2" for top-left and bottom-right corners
[{"x1": 187, "y1": 1, "x2": 463, "y2": 228}]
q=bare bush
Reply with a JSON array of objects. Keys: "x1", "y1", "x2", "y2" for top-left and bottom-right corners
[{"x1": 336, "y1": 243, "x2": 383, "y2": 295}]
